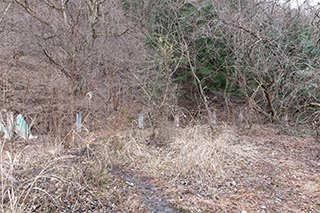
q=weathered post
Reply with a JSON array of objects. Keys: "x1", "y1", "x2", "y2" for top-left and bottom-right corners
[
  {"x1": 209, "y1": 110, "x2": 217, "y2": 126},
  {"x1": 138, "y1": 111, "x2": 144, "y2": 129},
  {"x1": 76, "y1": 112, "x2": 82, "y2": 133},
  {"x1": 174, "y1": 114, "x2": 180, "y2": 128}
]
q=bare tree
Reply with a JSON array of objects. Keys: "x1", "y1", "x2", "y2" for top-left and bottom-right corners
[{"x1": 0, "y1": 0, "x2": 148, "y2": 135}]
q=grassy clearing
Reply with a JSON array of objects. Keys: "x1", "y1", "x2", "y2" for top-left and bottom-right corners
[
  {"x1": 1, "y1": 125, "x2": 318, "y2": 212},
  {"x1": 0, "y1": 125, "x2": 259, "y2": 212}
]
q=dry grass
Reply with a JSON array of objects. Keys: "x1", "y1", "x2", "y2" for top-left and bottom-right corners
[
  {"x1": 0, "y1": 124, "x2": 259, "y2": 212},
  {"x1": 0, "y1": 135, "x2": 113, "y2": 212},
  {"x1": 156, "y1": 125, "x2": 228, "y2": 182},
  {"x1": 108, "y1": 125, "x2": 257, "y2": 186}
]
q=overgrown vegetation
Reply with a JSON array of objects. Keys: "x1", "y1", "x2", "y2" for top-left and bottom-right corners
[
  {"x1": 125, "y1": 0, "x2": 320, "y2": 125},
  {"x1": 0, "y1": 0, "x2": 320, "y2": 212}
]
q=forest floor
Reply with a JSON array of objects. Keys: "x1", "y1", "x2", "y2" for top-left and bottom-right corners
[{"x1": 1, "y1": 124, "x2": 319, "y2": 212}]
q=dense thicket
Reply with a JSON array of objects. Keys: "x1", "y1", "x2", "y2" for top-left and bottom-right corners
[
  {"x1": 124, "y1": 0, "x2": 320, "y2": 125},
  {"x1": 0, "y1": 0, "x2": 319, "y2": 135}
]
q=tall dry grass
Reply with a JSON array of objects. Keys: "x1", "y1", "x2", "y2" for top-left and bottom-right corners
[
  {"x1": 108, "y1": 125, "x2": 257, "y2": 186},
  {"x1": 0, "y1": 124, "x2": 258, "y2": 212},
  {"x1": 0, "y1": 136, "x2": 112, "y2": 212}
]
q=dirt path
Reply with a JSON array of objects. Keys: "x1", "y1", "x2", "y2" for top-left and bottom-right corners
[
  {"x1": 110, "y1": 166, "x2": 183, "y2": 213},
  {"x1": 3, "y1": 125, "x2": 318, "y2": 212},
  {"x1": 105, "y1": 126, "x2": 320, "y2": 212},
  {"x1": 244, "y1": 129, "x2": 320, "y2": 212},
  {"x1": 132, "y1": 125, "x2": 320, "y2": 213},
  {"x1": 211, "y1": 126, "x2": 320, "y2": 212}
]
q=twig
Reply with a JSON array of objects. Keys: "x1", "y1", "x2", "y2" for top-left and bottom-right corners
[{"x1": 0, "y1": 0, "x2": 14, "y2": 25}]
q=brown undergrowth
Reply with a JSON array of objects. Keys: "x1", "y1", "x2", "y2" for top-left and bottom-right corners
[{"x1": 0, "y1": 124, "x2": 319, "y2": 212}]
